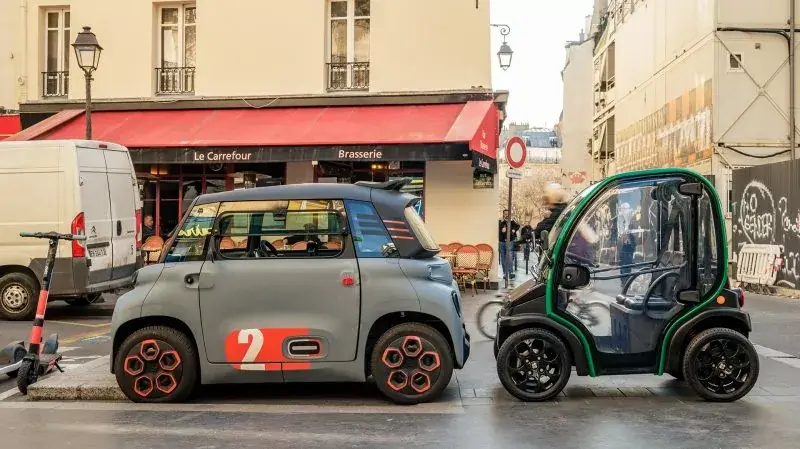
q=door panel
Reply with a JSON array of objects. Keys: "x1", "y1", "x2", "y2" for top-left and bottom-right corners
[
  {"x1": 554, "y1": 176, "x2": 692, "y2": 368},
  {"x1": 200, "y1": 257, "x2": 361, "y2": 365},
  {"x1": 104, "y1": 150, "x2": 138, "y2": 279},
  {"x1": 77, "y1": 148, "x2": 112, "y2": 283}
]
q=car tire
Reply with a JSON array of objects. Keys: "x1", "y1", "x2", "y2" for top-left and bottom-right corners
[
  {"x1": 0, "y1": 273, "x2": 38, "y2": 321},
  {"x1": 5, "y1": 346, "x2": 27, "y2": 378},
  {"x1": 682, "y1": 327, "x2": 759, "y2": 402},
  {"x1": 496, "y1": 328, "x2": 571, "y2": 402},
  {"x1": 114, "y1": 326, "x2": 198, "y2": 403},
  {"x1": 370, "y1": 322, "x2": 454, "y2": 405}
]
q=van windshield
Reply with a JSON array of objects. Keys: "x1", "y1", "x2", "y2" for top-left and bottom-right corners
[{"x1": 404, "y1": 205, "x2": 437, "y2": 251}]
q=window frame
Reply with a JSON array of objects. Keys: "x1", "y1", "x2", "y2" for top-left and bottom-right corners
[
  {"x1": 158, "y1": 3, "x2": 196, "y2": 69},
  {"x1": 327, "y1": 0, "x2": 370, "y2": 64},
  {"x1": 728, "y1": 52, "x2": 743, "y2": 72},
  {"x1": 210, "y1": 201, "x2": 350, "y2": 261},
  {"x1": 42, "y1": 8, "x2": 70, "y2": 96}
]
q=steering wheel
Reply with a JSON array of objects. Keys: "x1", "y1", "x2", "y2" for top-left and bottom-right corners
[
  {"x1": 565, "y1": 251, "x2": 599, "y2": 268},
  {"x1": 642, "y1": 271, "x2": 681, "y2": 311},
  {"x1": 259, "y1": 240, "x2": 279, "y2": 257}
]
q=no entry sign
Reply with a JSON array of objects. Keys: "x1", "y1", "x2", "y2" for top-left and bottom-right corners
[{"x1": 505, "y1": 137, "x2": 527, "y2": 169}]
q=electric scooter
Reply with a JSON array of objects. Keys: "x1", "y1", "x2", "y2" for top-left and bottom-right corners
[{"x1": 1, "y1": 231, "x2": 85, "y2": 394}]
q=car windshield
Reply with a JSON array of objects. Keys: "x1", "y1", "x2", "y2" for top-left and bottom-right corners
[{"x1": 536, "y1": 183, "x2": 599, "y2": 279}]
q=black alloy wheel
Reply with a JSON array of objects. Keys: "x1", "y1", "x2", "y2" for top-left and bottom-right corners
[
  {"x1": 682, "y1": 327, "x2": 759, "y2": 402},
  {"x1": 496, "y1": 328, "x2": 571, "y2": 401}
]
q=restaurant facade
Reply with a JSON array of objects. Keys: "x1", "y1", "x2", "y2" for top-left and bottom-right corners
[{"x1": 10, "y1": 93, "x2": 505, "y2": 280}]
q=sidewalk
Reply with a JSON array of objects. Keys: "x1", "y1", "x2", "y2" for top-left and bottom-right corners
[{"x1": 26, "y1": 357, "x2": 125, "y2": 401}]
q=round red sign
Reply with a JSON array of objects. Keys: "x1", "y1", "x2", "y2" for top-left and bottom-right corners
[{"x1": 505, "y1": 137, "x2": 527, "y2": 169}]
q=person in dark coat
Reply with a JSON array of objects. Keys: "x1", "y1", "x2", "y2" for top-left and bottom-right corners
[{"x1": 533, "y1": 183, "x2": 568, "y2": 241}]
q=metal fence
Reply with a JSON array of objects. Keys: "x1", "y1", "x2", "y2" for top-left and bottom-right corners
[{"x1": 731, "y1": 160, "x2": 800, "y2": 288}]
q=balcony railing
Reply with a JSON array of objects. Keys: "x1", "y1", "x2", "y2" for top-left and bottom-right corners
[
  {"x1": 42, "y1": 71, "x2": 69, "y2": 98},
  {"x1": 156, "y1": 66, "x2": 196, "y2": 95},
  {"x1": 326, "y1": 62, "x2": 369, "y2": 91}
]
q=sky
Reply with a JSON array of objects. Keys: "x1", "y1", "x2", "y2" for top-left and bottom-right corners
[{"x1": 490, "y1": 0, "x2": 595, "y2": 127}]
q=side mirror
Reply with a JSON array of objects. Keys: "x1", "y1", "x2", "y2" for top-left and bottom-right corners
[
  {"x1": 540, "y1": 230, "x2": 549, "y2": 250},
  {"x1": 560, "y1": 264, "x2": 590, "y2": 289}
]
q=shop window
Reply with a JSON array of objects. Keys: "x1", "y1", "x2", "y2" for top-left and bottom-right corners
[
  {"x1": 213, "y1": 200, "x2": 347, "y2": 259},
  {"x1": 42, "y1": 8, "x2": 70, "y2": 97},
  {"x1": 164, "y1": 202, "x2": 219, "y2": 263},
  {"x1": 344, "y1": 200, "x2": 394, "y2": 258}
]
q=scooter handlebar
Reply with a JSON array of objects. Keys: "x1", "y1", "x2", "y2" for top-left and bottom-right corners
[{"x1": 20, "y1": 231, "x2": 86, "y2": 241}]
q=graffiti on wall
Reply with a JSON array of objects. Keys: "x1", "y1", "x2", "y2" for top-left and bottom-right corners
[
  {"x1": 615, "y1": 79, "x2": 714, "y2": 171},
  {"x1": 732, "y1": 164, "x2": 800, "y2": 288}
]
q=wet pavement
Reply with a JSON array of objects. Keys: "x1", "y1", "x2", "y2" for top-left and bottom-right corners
[{"x1": 1, "y1": 268, "x2": 799, "y2": 447}]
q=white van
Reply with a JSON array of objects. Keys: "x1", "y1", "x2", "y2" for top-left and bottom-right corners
[{"x1": 0, "y1": 140, "x2": 143, "y2": 320}]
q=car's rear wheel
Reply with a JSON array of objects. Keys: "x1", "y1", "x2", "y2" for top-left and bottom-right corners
[
  {"x1": 65, "y1": 293, "x2": 103, "y2": 306},
  {"x1": 114, "y1": 326, "x2": 198, "y2": 403},
  {"x1": 0, "y1": 273, "x2": 37, "y2": 321},
  {"x1": 682, "y1": 327, "x2": 759, "y2": 402},
  {"x1": 370, "y1": 323, "x2": 454, "y2": 405},
  {"x1": 496, "y1": 328, "x2": 571, "y2": 401}
]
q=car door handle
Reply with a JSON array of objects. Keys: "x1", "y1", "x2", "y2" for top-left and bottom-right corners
[
  {"x1": 184, "y1": 274, "x2": 199, "y2": 286},
  {"x1": 116, "y1": 220, "x2": 122, "y2": 236}
]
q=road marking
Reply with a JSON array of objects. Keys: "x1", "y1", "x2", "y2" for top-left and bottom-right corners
[
  {"x1": 0, "y1": 400, "x2": 465, "y2": 415},
  {"x1": 49, "y1": 320, "x2": 111, "y2": 328},
  {"x1": 755, "y1": 344, "x2": 800, "y2": 369},
  {"x1": 61, "y1": 328, "x2": 111, "y2": 344}
]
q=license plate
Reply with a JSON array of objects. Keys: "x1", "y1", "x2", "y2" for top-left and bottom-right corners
[{"x1": 89, "y1": 247, "x2": 107, "y2": 258}]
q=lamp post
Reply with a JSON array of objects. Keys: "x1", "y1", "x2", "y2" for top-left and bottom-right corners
[
  {"x1": 491, "y1": 24, "x2": 513, "y2": 70},
  {"x1": 72, "y1": 26, "x2": 103, "y2": 140}
]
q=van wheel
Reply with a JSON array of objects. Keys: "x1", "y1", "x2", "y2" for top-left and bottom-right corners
[
  {"x1": 0, "y1": 273, "x2": 38, "y2": 321},
  {"x1": 370, "y1": 323, "x2": 454, "y2": 405},
  {"x1": 114, "y1": 326, "x2": 198, "y2": 403}
]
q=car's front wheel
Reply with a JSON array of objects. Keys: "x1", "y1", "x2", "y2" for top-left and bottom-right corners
[
  {"x1": 114, "y1": 326, "x2": 198, "y2": 403},
  {"x1": 370, "y1": 323, "x2": 454, "y2": 405},
  {"x1": 496, "y1": 328, "x2": 571, "y2": 401}
]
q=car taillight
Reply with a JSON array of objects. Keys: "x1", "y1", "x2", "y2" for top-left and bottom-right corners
[
  {"x1": 71, "y1": 212, "x2": 86, "y2": 257},
  {"x1": 135, "y1": 209, "x2": 142, "y2": 249},
  {"x1": 738, "y1": 289, "x2": 745, "y2": 307}
]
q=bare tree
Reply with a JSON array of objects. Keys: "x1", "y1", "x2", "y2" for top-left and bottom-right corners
[{"x1": 498, "y1": 166, "x2": 562, "y2": 226}]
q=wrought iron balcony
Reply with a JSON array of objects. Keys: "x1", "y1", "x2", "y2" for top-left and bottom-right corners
[
  {"x1": 155, "y1": 66, "x2": 196, "y2": 95},
  {"x1": 42, "y1": 71, "x2": 69, "y2": 98},
  {"x1": 327, "y1": 62, "x2": 369, "y2": 91}
]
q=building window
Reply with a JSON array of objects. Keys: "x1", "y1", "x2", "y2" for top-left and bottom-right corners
[
  {"x1": 327, "y1": 0, "x2": 370, "y2": 91},
  {"x1": 728, "y1": 53, "x2": 743, "y2": 71},
  {"x1": 42, "y1": 8, "x2": 70, "y2": 97},
  {"x1": 156, "y1": 4, "x2": 196, "y2": 94}
]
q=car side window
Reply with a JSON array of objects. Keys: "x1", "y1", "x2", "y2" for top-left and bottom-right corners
[
  {"x1": 697, "y1": 190, "x2": 721, "y2": 296},
  {"x1": 164, "y1": 202, "x2": 219, "y2": 263},
  {"x1": 344, "y1": 200, "x2": 395, "y2": 258},
  {"x1": 213, "y1": 200, "x2": 347, "y2": 259}
]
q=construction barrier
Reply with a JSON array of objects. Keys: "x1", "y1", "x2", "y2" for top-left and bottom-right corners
[{"x1": 736, "y1": 244, "x2": 784, "y2": 293}]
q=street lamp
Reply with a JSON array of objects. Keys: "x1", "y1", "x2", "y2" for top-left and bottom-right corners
[
  {"x1": 491, "y1": 24, "x2": 513, "y2": 70},
  {"x1": 72, "y1": 26, "x2": 102, "y2": 139}
]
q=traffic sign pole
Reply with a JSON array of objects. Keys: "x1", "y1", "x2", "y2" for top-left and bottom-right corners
[{"x1": 503, "y1": 137, "x2": 527, "y2": 289}]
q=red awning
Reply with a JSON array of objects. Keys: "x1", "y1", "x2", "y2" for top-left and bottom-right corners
[
  {"x1": 16, "y1": 101, "x2": 498, "y2": 158},
  {"x1": 0, "y1": 114, "x2": 22, "y2": 139}
]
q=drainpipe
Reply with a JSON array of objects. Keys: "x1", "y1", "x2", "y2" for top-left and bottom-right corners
[{"x1": 18, "y1": 0, "x2": 28, "y2": 105}]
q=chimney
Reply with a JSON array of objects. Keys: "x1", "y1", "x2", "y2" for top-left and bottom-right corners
[{"x1": 579, "y1": 29, "x2": 585, "y2": 41}]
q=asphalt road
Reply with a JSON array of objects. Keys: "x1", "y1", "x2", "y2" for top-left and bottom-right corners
[{"x1": 0, "y1": 289, "x2": 798, "y2": 447}]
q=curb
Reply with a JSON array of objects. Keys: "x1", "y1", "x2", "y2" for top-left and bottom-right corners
[{"x1": 27, "y1": 357, "x2": 126, "y2": 401}]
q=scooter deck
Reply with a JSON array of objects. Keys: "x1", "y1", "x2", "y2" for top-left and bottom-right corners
[
  {"x1": 0, "y1": 361, "x2": 22, "y2": 376},
  {"x1": 39, "y1": 353, "x2": 63, "y2": 375}
]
